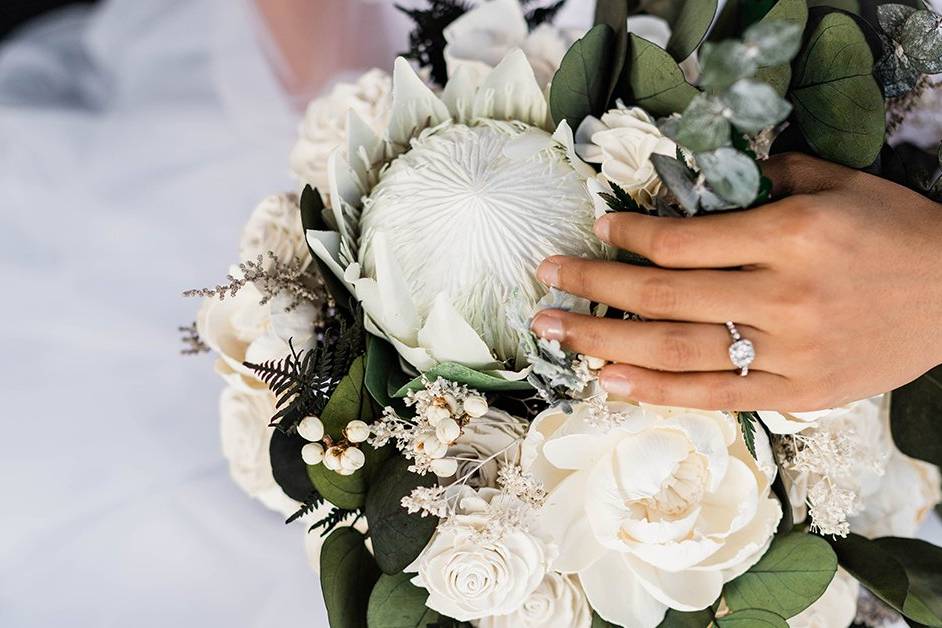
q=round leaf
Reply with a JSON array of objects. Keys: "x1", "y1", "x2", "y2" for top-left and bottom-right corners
[
  {"x1": 367, "y1": 573, "x2": 438, "y2": 628},
  {"x1": 657, "y1": 608, "x2": 714, "y2": 628},
  {"x1": 901, "y1": 10, "x2": 942, "y2": 73},
  {"x1": 309, "y1": 443, "x2": 393, "y2": 510},
  {"x1": 879, "y1": 3, "x2": 918, "y2": 40},
  {"x1": 269, "y1": 429, "x2": 316, "y2": 502},
  {"x1": 724, "y1": 532, "x2": 838, "y2": 619},
  {"x1": 744, "y1": 20, "x2": 804, "y2": 66},
  {"x1": 699, "y1": 41, "x2": 758, "y2": 91},
  {"x1": 722, "y1": 79, "x2": 793, "y2": 133},
  {"x1": 667, "y1": 0, "x2": 719, "y2": 62},
  {"x1": 874, "y1": 537, "x2": 942, "y2": 625},
  {"x1": 322, "y1": 355, "x2": 374, "y2": 439},
  {"x1": 320, "y1": 527, "x2": 381, "y2": 628},
  {"x1": 550, "y1": 25, "x2": 616, "y2": 129},
  {"x1": 672, "y1": 93, "x2": 732, "y2": 153},
  {"x1": 754, "y1": 0, "x2": 809, "y2": 95},
  {"x1": 696, "y1": 148, "x2": 761, "y2": 208},
  {"x1": 891, "y1": 366, "x2": 942, "y2": 469},
  {"x1": 625, "y1": 34, "x2": 699, "y2": 116},
  {"x1": 790, "y1": 12, "x2": 885, "y2": 167},
  {"x1": 650, "y1": 154, "x2": 701, "y2": 214},
  {"x1": 716, "y1": 609, "x2": 789, "y2": 628}
]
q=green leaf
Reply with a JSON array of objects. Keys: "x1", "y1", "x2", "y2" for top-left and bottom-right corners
[
  {"x1": 321, "y1": 527, "x2": 381, "y2": 628},
  {"x1": 891, "y1": 366, "x2": 942, "y2": 469},
  {"x1": 715, "y1": 609, "x2": 788, "y2": 628},
  {"x1": 365, "y1": 334, "x2": 408, "y2": 408},
  {"x1": 394, "y1": 362, "x2": 531, "y2": 397},
  {"x1": 591, "y1": 611, "x2": 618, "y2": 627},
  {"x1": 790, "y1": 12, "x2": 885, "y2": 167},
  {"x1": 699, "y1": 41, "x2": 758, "y2": 91},
  {"x1": 550, "y1": 25, "x2": 616, "y2": 129},
  {"x1": 744, "y1": 19, "x2": 804, "y2": 66},
  {"x1": 696, "y1": 148, "x2": 761, "y2": 207},
  {"x1": 367, "y1": 573, "x2": 438, "y2": 627},
  {"x1": 829, "y1": 534, "x2": 942, "y2": 627},
  {"x1": 807, "y1": 0, "x2": 860, "y2": 14},
  {"x1": 625, "y1": 33, "x2": 699, "y2": 116},
  {"x1": 725, "y1": 533, "x2": 838, "y2": 619},
  {"x1": 752, "y1": 0, "x2": 809, "y2": 96},
  {"x1": 594, "y1": 0, "x2": 631, "y2": 106},
  {"x1": 666, "y1": 0, "x2": 718, "y2": 61},
  {"x1": 901, "y1": 10, "x2": 942, "y2": 73},
  {"x1": 322, "y1": 355, "x2": 373, "y2": 438},
  {"x1": 650, "y1": 154, "x2": 701, "y2": 214},
  {"x1": 366, "y1": 456, "x2": 439, "y2": 575},
  {"x1": 309, "y1": 443, "x2": 393, "y2": 510},
  {"x1": 722, "y1": 80, "x2": 793, "y2": 133},
  {"x1": 671, "y1": 93, "x2": 731, "y2": 153},
  {"x1": 879, "y1": 3, "x2": 918, "y2": 40},
  {"x1": 657, "y1": 608, "x2": 714, "y2": 628},
  {"x1": 269, "y1": 429, "x2": 316, "y2": 502},
  {"x1": 737, "y1": 411, "x2": 760, "y2": 460},
  {"x1": 300, "y1": 185, "x2": 351, "y2": 311}
]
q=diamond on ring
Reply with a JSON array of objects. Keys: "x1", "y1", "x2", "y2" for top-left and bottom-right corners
[{"x1": 725, "y1": 322, "x2": 756, "y2": 377}]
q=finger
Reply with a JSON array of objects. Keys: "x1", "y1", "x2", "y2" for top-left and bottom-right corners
[
  {"x1": 537, "y1": 256, "x2": 767, "y2": 324},
  {"x1": 530, "y1": 311, "x2": 775, "y2": 373},
  {"x1": 594, "y1": 210, "x2": 777, "y2": 269},
  {"x1": 599, "y1": 364, "x2": 794, "y2": 412},
  {"x1": 761, "y1": 152, "x2": 839, "y2": 198}
]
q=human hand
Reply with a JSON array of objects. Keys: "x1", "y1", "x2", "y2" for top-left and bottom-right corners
[{"x1": 531, "y1": 153, "x2": 942, "y2": 411}]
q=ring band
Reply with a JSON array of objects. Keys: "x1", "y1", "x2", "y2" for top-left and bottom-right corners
[{"x1": 725, "y1": 321, "x2": 756, "y2": 377}]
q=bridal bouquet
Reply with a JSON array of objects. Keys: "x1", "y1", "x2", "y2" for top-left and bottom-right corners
[{"x1": 184, "y1": 1, "x2": 942, "y2": 627}]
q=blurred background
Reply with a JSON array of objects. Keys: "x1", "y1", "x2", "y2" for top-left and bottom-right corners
[{"x1": 0, "y1": 1, "x2": 939, "y2": 627}]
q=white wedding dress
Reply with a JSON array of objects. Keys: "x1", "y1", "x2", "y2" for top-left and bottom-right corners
[{"x1": 0, "y1": 2, "x2": 938, "y2": 628}]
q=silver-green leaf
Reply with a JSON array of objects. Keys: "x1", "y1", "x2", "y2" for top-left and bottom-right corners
[
  {"x1": 744, "y1": 20, "x2": 804, "y2": 66},
  {"x1": 722, "y1": 79, "x2": 793, "y2": 133},
  {"x1": 699, "y1": 40, "x2": 757, "y2": 90},
  {"x1": 879, "y1": 3, "x2": 918, "y2": 40},
  {"x1": 900, "y1": 10, "x2": 942, "y2": 73},
  {"x1": 671, "y1": 93, "x2": 732, "y2": 153},
  {"x1": 696, "y1": 148, "x2": 761, "y2": 207}
]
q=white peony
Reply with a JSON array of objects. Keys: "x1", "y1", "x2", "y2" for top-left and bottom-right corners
[
  {"x1": 576, "y1": 104, "x2": 677, "y2": 209},
  {"x1": 443, "y1": 0, "x2": 576, "y2": 88},
  {"x1": 405, "y1": 486, "x2": 556, "y2": 622},
  {"x1": 475, "y1": 572, "x2": 592, "y2": 628},
  {"x1": 307, "y1": 51, "x2": 607, "y2": 379},
  {"x1": 448, "y1": 409, "x2": 528, "y2": 488},
  {"x1": 787, "y1": 569, "x2": 860, "y2": 628},
  {"x1": 239, "y1": 193, "x2": 310, "y2": 267},
  {"x1": 522, "y1": 401, "x2": 782, "y2": 628},
  {"x1": 219, "y1": 387, "x2": 298, "y2": 517},
  {"x1": 197, "y1": 288, "x2": 320, "y2": 393},
  {"x1": 289, "y1": 69, "x2": 392, "y2": 195}
]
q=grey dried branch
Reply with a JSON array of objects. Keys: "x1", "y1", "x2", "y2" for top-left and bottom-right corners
[
  {"x1": 178, "y1": 322, "x2": 210, "y2": 355},
  {"x1": 887, "y1": 75, "x2": 937, "y2": 137}
]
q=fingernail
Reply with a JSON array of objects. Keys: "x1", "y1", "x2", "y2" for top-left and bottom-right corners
[
  {"x1": 600, "y1": 371, "x2": 633, "y2": 398},
  {"x1": 530, "y1": 311, "x2": 565, "y2": 342},
  {"x1": 537, "y1": 259, "x2": 560, "y2": 287},
  {"x1": 594, "y1": 215, "x2": 612, "y2": 242}
]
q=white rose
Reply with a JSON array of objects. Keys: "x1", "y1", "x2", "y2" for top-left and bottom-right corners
[
  {"x1": 787, "y1": 569, "x2": 860, "y2": 628},
  {"x1": 197, "y1": 287, "x2": 319, "y2": 393},
  {"x1": 239, "y1": 193, "x2": 309, "y2": 267},
  {"x1": 523, "y1": 402, "x2": 782, "y2": 628},
  {"x1": 576, "y1": 104, "x2": 677, "y2": 210},
  {"x1": 289, "y1": 69, "x2": 391, "y2": 195},
  {"x1": 219, "y1": 387, "x2": 298, "y2": 517},
  {"x1": 475, "y1": 572, "x2": 591, "y2": 628},
  {"x1": 443, "y1": 0, "x2": 576, "y2": 88},
  {"x1": 405, "y1": 486, "x2": 556, "y2": 622},
  {"x1": 448, "y1": 409, "x2": 528, "y2": 488}
]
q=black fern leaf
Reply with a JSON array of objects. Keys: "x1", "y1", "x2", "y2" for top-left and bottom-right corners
[
  {"x1": 287, "y1": 490, "x2": 326, "y2": 525},
  {"x1": 310, "y1": 507, "x2": 362, "y2": 537},
  {"x1": 738, "y1": 411, "x2": 760, "y2": 460},
  {"x1": 523, "y1": 0, "x2": 568, "y2": 28},
  {"x1": 599, "y1": 182, "x2": 644, "y2": 214},
  {"x1": 397, "y1": 0, "x2": 472, "y2": 86},
  {"x1": 245, "y1": 308, "x2": 365, "y2": 433}
]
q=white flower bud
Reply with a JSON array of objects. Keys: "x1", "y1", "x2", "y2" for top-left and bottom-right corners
[
  {"x1": 344, "y1": 420, "x2": 371, "y2": 444},
  {"x1": 323, "y1": 446, "x2": 344, "y2": 471},
  {"x1": 297, "y1": 416, "x2": 325, "y2": 442},
  {"x1": 462, "y1": 395, "x2": 489, "y2": 418},
  {"x1": 301, "y1": 442, "x2": 325, "y2": 465},
  {"x1": 417, "y1": 434, "x2": 448, "y2": 459},
  {"x1": 431, "y1": 458, "x2": 458, "y2": 478},
  {"x1": 584, "y1": 355, "x2": 607, "y2": 371},
  {"x1": 436, "y1": 417, "x2": 461, "y2": 444},
  {"x1": 340, "y1": 446, "x2": 366, "y2": 472},
  {"x1": 426, "y1": 405, "x2": 452, "y2": 426}
]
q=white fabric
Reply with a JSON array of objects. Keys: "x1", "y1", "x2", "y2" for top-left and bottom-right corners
[{"x1": 0, "y1": 2, "x2": 939, "y2": 628}]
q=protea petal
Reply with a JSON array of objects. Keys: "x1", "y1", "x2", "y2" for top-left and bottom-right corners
[
  {"x1": 346, "y1": 109, "x2": 383, "y2": 185},
  {"x1": 443, "y1": 0, "x2": 528, "y2": 68},
  {"x1": 305, "y1": 229, "x2": 353, "y2": 290},
  {"x1": 472, "y1": 49, "x2": 548, "y2": 128},
  {"x1": 417, "y1": 293, "x2": 499, "y2": 370},
  {"x1": 368, "y1": 232, "x2": 421, "y2": 344},
  {"x1": 388, "y1": 57, "x2": 450, "y2": 150},
  {"x1": 440, "y1": 66, "x2": 483, "y2": 123}
]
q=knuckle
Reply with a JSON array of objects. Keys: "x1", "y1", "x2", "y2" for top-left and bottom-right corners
[
  {"x1": 707, "y1": 383, "x2": 742, "y2": 410},
  {"x1": 638, "y1": 277, "x2": 680, "y2": 319},
  {"x1": 656, "y1": 328, "x2": 699, "y2": 370},
  {"x1": 646, "y1": 223, "x2": 690, "y2": 265},
  {"x1": 559, "y1": 259, "x2": 589, "y2": 291}
]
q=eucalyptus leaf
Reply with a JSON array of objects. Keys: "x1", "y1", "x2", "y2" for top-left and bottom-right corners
[
  {"x1": 699, "y1": 41, "x2": 758, "y2": 91},
  {"x1": 594, "y1": 0, "x2": 630, "y2": 105},
  {"x1": 754, "y1": 0, "x2": 809, "y2": 95},
  {"x1": 876, "y1": 41, "x2": 922, "y2": 98},
  {"x1": 722, "y1": 79, "x2": 793, "y2": 132},
  {"x1": 744, "y1": 21, "x2": 804, "y2": 66},
  {"x1": 650, "y1": 154, "x2": 701, "y2": 214},
  {"x1": 875, "y1": 538, "x2": 942, "y2": 624},
  {"x1": 394, "y1": 362, "x2": 532, "y2": 397},
  {"x1": 879, "y1": 3, "x2": 919, "y2": 39},
  {"x1": 591, "y1": 611, "x2": 618, "y2": 627},
  {"x1": 891, "y1": 366, "x2": 942, "y2": 469},
  {"x1": 696, "y1": 148, "x2": 761, "y2": 207},
  {"x1": 365, "y1": 334, "x2": 406, "y2": 408},
  {"x1": 321, "y1": 355, "x2": 374, "y2": 438},
  {"x1": 807, "y1": 0, "x2": 860, "y2": 13},
  {"x1": 320, "y1": 527, "x2": 381, "y2": 628},
  {"x1": 790, "y1": 12, "x2": 885, "y2": 167},
  {"x1": 671, "y1": 93, "x2": 731, "y2": 153},
  {"x1": 666, "y1": 0, "x2": 719, "y2": 61},
  {"x1": 365, "y1": 456, "x2": 439, "y2": 575},
  {"x1": 724, "y1": 532, "x2": 838, "y2": 618},
  {"x1": 269, "y1": 429, "x2": 316, "y2": 502},
  {"x1": 550, "y1": 25, "x2": 616, "y2": 129},
  {"x1": 625, "y1": 34, "x2": 699, "y2": 116},
  {"x1": 657, "y1": 608, "x2": 714, "y2": 628},
  {"x1": 900, "y1": 10, "x2": 942, "y2": 73},
  {"x1": 309, "y1": 443, "x2": 393, "y2": 510},
  {"x1": 715, "y1": 609, "x2": 789, "y2": 628},
  {"x1": 367, "y1": 573, "x2": 438, "y2": 627}
]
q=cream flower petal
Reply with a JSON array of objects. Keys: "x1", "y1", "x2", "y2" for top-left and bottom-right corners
[
  {"x1": 541, "y1": 471, "x2": 607, "y2": 573},
  {"x1": 388, "y1": 57, "x2": 451, "y2": 150},
  {"x1": 575, "y1": 115, "x2": 608, "y2": 161},
  {"x1": 472, "y1": 49, "x2": 548, "y2": 128},
  {"x1": 579, "y1": 553, "x2": 668, "y2": 628},
  {"x1": 660, "y1": 413, "x2": 730, "y2": 493},
  {"x1": 625, "y1": 553, "x2": 725, "y2": 612},
  {"x1": 694, "y1": 497, "x2": 783, "y2": 574},
  {"x1": 417, "y1": 293, "x2": 499, "y2": 370},
  {"x1": 625, "y1": 536, "x2": 724, "y2": 574},
  {"x1": 552, "y1": 120, "x2": 598, "y2": 179},
  {"x1": 697, "y1": 458, "x2": 760, "y2": 538}
]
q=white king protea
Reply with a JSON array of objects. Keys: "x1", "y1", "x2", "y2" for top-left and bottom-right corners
[{"x1": 307, "y1": 51, "x2": 608, "y2": 378}]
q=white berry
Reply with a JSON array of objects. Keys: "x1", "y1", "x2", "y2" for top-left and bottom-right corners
[
  {"x1": 584, "y1": 355, "x2": 607, "y2": 370},
  {"x1": 425, "y1": 405, "x2": 451, "y2": 426},
  {"x1": 340, "y1": 447, "x2": 366, "y2": 472},
  {"x1": 297, "y1": 416, "x2": 325, "y2": 442},
  {"x1": 344, "y1": 420, "x2": 371, "y2": 444},
  {"x1": 462, "y1": 395, "x2": 489, "y2": 418},
  {"x1": 301, "y1": 442, "x2": 325, "y2": 465},
  {"x1": 323, "y1": 446, "x2": 344, "y2": 471},
  {"x1": 435, "y1": 417, "x2": 461, "y2": 444},
  {"x1": 431, "y1": 458, "x2": 458, "y2": 478},
  {"x1": 417, "y1": 434, "x2": 448, "y2": 459}
]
